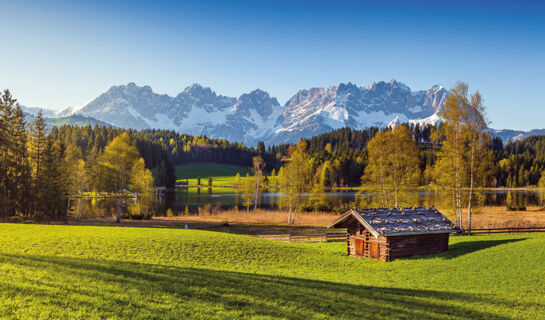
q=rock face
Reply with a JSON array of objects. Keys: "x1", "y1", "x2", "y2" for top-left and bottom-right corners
[
  {"x1": 56, "y1": 80, "x2": 450, "y2": 145},
  {"x1": 271, "y1": 80, "x2": 448, "y2": 144}
]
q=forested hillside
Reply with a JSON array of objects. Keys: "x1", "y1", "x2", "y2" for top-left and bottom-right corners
[{"x1": 0, "y1": 90, "x2": 177, "y2": 220}]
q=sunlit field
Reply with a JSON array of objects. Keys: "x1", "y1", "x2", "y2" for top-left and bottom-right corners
[
  {"x1": 0, "y1": 224, "x2": 543, "y2": 319},
  {"x1": 175, "y1": 163, "x2": 252, "y2": 186}
]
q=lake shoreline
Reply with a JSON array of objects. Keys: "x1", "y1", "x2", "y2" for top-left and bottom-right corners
[{"x1": 9, "y1": 206, "x2": 545, "y2": 235}]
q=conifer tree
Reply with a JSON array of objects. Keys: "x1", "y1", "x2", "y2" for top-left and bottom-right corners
[
  {"x1": 11, "y1": 104, "x2": 31, "y2": 216},
  {"x1": 28, "y1": 110, "x2": 48, "y2": 217},
  {"x1": 0, "y1": 90, "x2": 16, "y2": 215},
  {"x1": 40, "y1": 139, "x2": 66, "y2": 219}
]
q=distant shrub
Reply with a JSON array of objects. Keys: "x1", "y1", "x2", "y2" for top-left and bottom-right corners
[{"x1": 506, "y1": 192, "x2": 526, "y2": 211}]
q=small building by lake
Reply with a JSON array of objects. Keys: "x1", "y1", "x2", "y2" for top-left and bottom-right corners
[{"x1": 327, "y1": 207, "x2": 458, "y2": 261}]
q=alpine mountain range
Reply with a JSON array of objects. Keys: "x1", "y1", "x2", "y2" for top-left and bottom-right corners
[{"x1": 21, "y1": 80, "x2": 542, "y2": 146}]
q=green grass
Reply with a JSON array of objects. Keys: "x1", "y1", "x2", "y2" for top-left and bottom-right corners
[
  {"x1": 175, "y1": 163, "x2": 252, "y2": 186},
  {"x1": 0, "y1": 224, "x2": 543, "y2": 319}
]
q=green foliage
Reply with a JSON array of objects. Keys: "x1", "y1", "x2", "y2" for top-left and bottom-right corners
[
  {"x1": 96, "y1": 132, "x2": 140, "y2": 192},
  {"x1": 129, "y1": 158, "x2": 154, "y2": 194},
  {"x1": 362, "y1": 126, "x2": 419, "y2": 208},
  {"x1": 505, "y1": 192, "x2": 526, "y2": 211},
  {"x1": 241, "y1": 173, "x2": 254, "y2": 212},
  {"x1": 0, "y1": 90, "x2": 30, "y2": 217},
  {"x1": 278, "y1": 140, "x2": 312, "y2": 222},
  {"x1": 0, "y1": 224, "x2": 543, "y2": 319}
]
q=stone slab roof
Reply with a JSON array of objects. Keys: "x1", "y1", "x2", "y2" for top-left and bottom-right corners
[{"x1": 327, "y1": 207, "x2": 458, "y2": 237}]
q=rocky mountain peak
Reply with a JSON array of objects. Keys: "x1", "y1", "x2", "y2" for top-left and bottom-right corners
[{"x1": 57, "y1": 80, "x2": 450, "y2": 146}]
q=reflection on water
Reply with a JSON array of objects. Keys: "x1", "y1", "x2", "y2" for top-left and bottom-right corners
[{"x1": 74, "y1": 189, "x2": 545, "y2": 218}]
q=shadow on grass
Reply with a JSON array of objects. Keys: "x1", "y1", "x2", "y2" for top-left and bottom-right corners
[
  {"x1": 0, "y1": 253, "x2": 536, "y2": 319},
  {"x1": 431, "y1": 238, "x2": 527, "y2": 260}
]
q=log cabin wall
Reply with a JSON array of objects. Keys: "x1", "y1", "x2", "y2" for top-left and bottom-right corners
[
  {"x1": 347, "y1": 232, "x2": 449, "y2": 261},
  {"x1": 386, "y1": 233, "x2": 449, "y2": 260}
]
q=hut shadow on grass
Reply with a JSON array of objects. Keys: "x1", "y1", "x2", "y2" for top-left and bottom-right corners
[
  {"x1": 0, "y1": 253, "x2": 536, "y2": 319},
  {"x1": 417, "y1": 238, "x2": 526, "y2": 260}
]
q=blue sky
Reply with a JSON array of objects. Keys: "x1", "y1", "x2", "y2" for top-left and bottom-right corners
[{"x1": 1, "y1": 0, "x2": 544, "y2": 130}]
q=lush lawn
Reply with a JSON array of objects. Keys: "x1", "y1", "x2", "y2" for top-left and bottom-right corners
[
  {"x1": 0, "y1": 224, "x2": 543, "y2": 319},
  {"x1": 175, "y1": 163, "x2": 251, "y2": 186}
]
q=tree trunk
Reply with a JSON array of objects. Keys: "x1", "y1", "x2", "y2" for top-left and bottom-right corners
[
  {"x1": 115, "y1": 195, "x2": 121, "y2": 223},
  {"x1": 394, "y1": 187, "x2": 399, "y2": 208},
  {"x1": 288, "y1": 194, "x2": 292, "y2": 224},
  {"x1": 254, "y1": 179, "x2": 258, "y2": 212},
  {"x1": 467, "y1": 156, "x2": 475, "y2": 234},
  {"x1": 454, "y1": 120, "x2": 463, "y2": 230},
  {"x1": 66, "y1": 193, "x2": 71, "y2": 217},
  {"x1": 293, "y1": 193, "x2": 300, "y2": 225},
  {"x1": 76, "y1": 196, "x2": 82, "y2": 221}
]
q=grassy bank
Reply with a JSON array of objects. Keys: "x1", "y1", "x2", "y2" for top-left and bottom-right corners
[
  {"x1": 0, "y1": 224, "x2": 543, "y2": 319},
  {"x1": 159, "y1": 209, "x2": 339, "y2": 227},
  {"x1": 163, "y1": 206, "x2": 545, "y2": 229},
  {"x1": 57, "y1": 206, "x2": 545, "y2": 233}
]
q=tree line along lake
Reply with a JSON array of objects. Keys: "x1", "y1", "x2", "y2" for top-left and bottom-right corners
[{"x1": 71, "y1": 189, "x2": 542, "y2": 219}]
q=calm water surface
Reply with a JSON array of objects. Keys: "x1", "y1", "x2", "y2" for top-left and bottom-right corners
[{"x1": 74, "y1": 189, "x2": 544, "y2": 218}]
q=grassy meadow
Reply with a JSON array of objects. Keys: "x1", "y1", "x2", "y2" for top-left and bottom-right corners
[
  {"x1": 175, "y1": 163, "x2": 252, "y2": 186},
  {"x1": 0, "y1": 224, "x2": 543, "y2": 319}
]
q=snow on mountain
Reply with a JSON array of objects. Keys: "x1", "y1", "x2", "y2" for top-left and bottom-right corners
[
  {"x1": 20, "y1": 105, "x2": 57, "y2": 118},
  {"x1": 489, "y1": 128, "x2": 545, "y2": 143},
  {"x1": 270, "y1": 80, "x2": 448, "y2": 144},
  {"x1": 57, "y1": 80, "x2": 450, "y2": 146}
]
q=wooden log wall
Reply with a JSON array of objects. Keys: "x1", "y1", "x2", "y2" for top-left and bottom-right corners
[
  {"x1": 386, "y1": 233, "x2": 449, "y2": 260},
  {"x1": 347, "y1": 232, "x2": 449, "y2": 261}
]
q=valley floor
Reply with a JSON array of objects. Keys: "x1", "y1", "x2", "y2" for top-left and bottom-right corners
[{"x1": 0, "y1": 224, "x2": 544, "y2": 319}]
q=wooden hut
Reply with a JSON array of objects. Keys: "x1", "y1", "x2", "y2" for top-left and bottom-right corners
[{"x1": 327, "y1": 207, "x2": 458, "y2": 261}]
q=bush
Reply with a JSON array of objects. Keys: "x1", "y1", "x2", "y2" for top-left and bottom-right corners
[{"x1": 506, "y1": 192, "x2": 526, "y2": 211}]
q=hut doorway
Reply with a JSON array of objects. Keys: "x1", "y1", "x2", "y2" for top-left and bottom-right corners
[
  {"x1": 370, "y1": 241, "x2": 379, "y2": 259},
  {"x1": 355, "y1": 238, "x2": 364, "y2": 256}
]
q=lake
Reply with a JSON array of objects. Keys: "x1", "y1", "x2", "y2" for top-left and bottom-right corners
[{"x1": 73, "y1": 188, "x2": 545, "y2": 218}]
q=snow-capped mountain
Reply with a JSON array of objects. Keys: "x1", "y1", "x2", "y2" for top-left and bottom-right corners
[
  {"x1": 21, "y1": 105, "x2": 57, "y2": 118},
  {"x1": 490, "y1": 129, "x2": 545, "y2": 143},
  {"x1": 270, "y1": 80, "x2": 448, "y2": 144},
  {"x1": 57, "y1": 80, "x2": 449, "y2": 146}
]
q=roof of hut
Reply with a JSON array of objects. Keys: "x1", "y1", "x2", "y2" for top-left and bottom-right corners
[{"x1": 327, "y1": 207, "x2": 458, "y2": 237}]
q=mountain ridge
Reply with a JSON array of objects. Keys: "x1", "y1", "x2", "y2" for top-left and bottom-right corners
[{"x1": 20, "y1": 81, "x2": 543, "y2": 146}]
